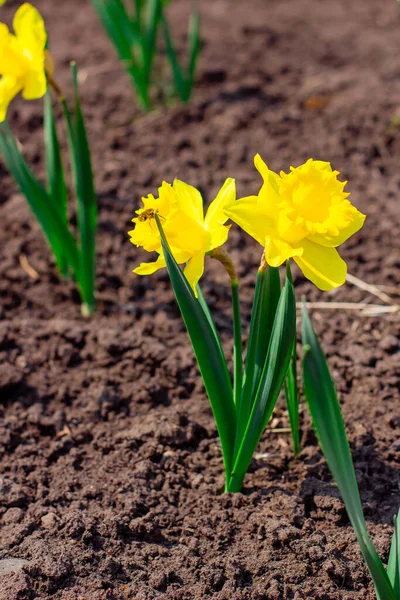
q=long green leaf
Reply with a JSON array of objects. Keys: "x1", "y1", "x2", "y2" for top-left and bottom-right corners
[
  {"x1": 301, "y1": 303, "x2": 395, "y2": 600},
  {"x1": 227, "y1": 271, "x2": 296, "y2": 492},
  {"x1": 186, "y1": 4, "x2": 200, "y2": 97},
  {"x1": 388, "y1": 511, "x2": 400, "y2": 597},
  {"x1": 156, "y1": 215, "x2": 236, "y2": 481},
  {"x1": 0, "y1": 123, "x2": 80, "y2": 277},
  {"x1": 161, "y1": 1, "x2": 200, "y2": 102},
  {"x1": 161, "y1": 14, "x2": 185, "y2": 98},
  {"x1": 43, "y1": 91, "x2": 69, "y2": 275},
  {"x1": 235, "y1": 266, "x2": 280, "y2": 453},
  {"x1": 231, "y1": 280, "x2": 243, "y2": 410},
  {"x1": 91, "y1": 0, "x2": 151, "y2": 109},
  {"x1": 69, "y1": 64, "x2": 97, "y2": 313},
  {"x1": 283, "y1": 263, "x2": 300, "y2": 455},
  {"x1": 196, "y1": 284, "x2": 225, "y2": 360},
  {"x1": 284, "y1": 339, "x2": 300, "y2": 456},
  {"x1": 143, "y1": 0, "x2": 162, "y2": 73}
]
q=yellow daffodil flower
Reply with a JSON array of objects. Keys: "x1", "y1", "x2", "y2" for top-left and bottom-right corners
[
  {"x1": 0, "y1": 3, "x2": 48, "y2": 121},
  {"x1": 129, "y1": 178, "x2": 236, "y2": 295},
  {"x1": 225, "y1": 155, "x2": 365, "y2": 290}
]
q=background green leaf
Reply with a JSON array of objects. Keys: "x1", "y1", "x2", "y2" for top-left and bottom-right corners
[
  {"x1": 388, "y1": 511, "x2": 400, "y2": 597},
  {"x1": 0, "y1": 122, "x2": 80, "y2": 279},
  {"x1": 43, "y1": 91, "x2": 69, "y2": 276},
  {"x1": 301, "y1": 303, "x2": 395, "y2": 600}
]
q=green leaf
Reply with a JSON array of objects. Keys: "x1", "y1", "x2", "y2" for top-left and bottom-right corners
[
  {"x1": 186, "y1": 4, "x2": 200, "y2": 97},
  {"x1": 0, "y1": 122, "x2": 80, "y2": 278},
  {"x1": 156, "y1": 215, "x2": 236, "y2": 481},
  {"x1": 231, "y1": 280, "x2": 243, "y2": 410},
  {"x1": 161, "y1": 0, "x2": 200, "y2": 102},
  {"x1": 228, "y1": 271, "x2": 296, "y2": 492},
  {"x1": 68, "y1": 64, "x2": 97, "y2": 313},
  {"x1": 90, "y1": 0, "x2": 154, "y2": 110},
  {"x1": 301, "y1": 303, "x2": 395, "y2": 600},
  {"x1": 43, "y1": 91, "x2": 69, "y2": 275},
  {"x1": 388, "y1": 511, "x2": 400, "y2": 597},
  {"x1": 143, "y1": 0, "x2": 162, "y2": 73},
  {"x1": 284, "y1": 340, "x2": 300, "y2": 456},
  {"x1": 235, "y1": 266, "x2": 280, "y2": 452},
  {"x1": 283, "y1": 263, "x2": 300, "y2": 456},
  {"x1": 196, "y1": 284, "x2": 224, "y2": 356}
]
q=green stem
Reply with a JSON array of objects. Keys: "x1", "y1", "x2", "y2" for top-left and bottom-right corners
[{"x1": 231, "y1": 280, "x2": 243, "y2": 411}]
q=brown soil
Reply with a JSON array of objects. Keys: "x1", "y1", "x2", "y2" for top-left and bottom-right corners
[{"x1": 1, "y1": 0, "x2": 400, "y2": 598}]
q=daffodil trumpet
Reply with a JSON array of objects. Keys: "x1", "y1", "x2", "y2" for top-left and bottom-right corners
[{"x1": 0, "y1": 5, "x2": 97, "y2": 315}]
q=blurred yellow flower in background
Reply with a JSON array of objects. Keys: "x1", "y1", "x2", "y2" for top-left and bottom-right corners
[
  {"x1": 129, "y1": 178, "x2": 236, "y2": 295},
  {"x1": 0, "y1": 1, "x2": 7, "y2": 6},
  {"x1": 0, "y1": 3, "x2": 48, "y2": 121},
  {"x1": 225, "y1": 155, "x2": 365, "y2": 290}
]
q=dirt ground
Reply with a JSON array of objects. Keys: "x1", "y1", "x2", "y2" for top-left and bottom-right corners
[{"x1": 0, "y1": 0, "x2": 400, "y2": 598}]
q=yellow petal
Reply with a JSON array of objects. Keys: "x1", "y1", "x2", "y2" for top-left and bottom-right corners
[
  {"x1": 164, "y1": 206, "x2": 209, "y2": 254},
  {"x1": 0, "y1": 1, "x2": 7, "y2": 6},
  {"x1": 0, "y1": 75, "x2": 22, "y2": 121},
  {"x1": 134, "y1": 254, "x2": 166, "y2": 276},
  {"x1": 183, "y1": 251, "x2": 205, "y2": 296},
  {"x1": 254, "y1": 154, "x2": 281, "y2": 218},
  {"x1": 133, "y1": 248, "x2": 192, "y2": 275},
  {"x1": 293, "y1": 239, "x2": 346, "y2": 290},
  {"x1": 208, "y1": 224, "x2": 230, "y2": 252},
  {"x1": 13, "y1": 3, "x2": 46, "y2": 54},
  {"x1": 0, "y1": 28, "x2": 27, "y2": 79},
  {"x1": 21, "y1": 64, "x2": 46, "y2": 99},
  {"x1": 204, "y1": 178, "x2": 235, "y2": 229},
  {"x1": 173, "y1": 179, "x2": 204, "y2": 224},
  {"x1": 224, "y1": 195, "x2": 270, "y2": 246},
  {"x1": 264, "y1": 237, "x2": 302, "y2": 268}
]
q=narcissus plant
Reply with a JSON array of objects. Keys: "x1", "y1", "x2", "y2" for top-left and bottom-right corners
[
  {"x1": 128, "y1": 156, "x2": 399, "y2": 599},
  {"x1": 0, "y1": 4, "x2": 97, "y2": 315},
  {"x1": 128, "y1": 155, "x2": 364, "y2": 493}
]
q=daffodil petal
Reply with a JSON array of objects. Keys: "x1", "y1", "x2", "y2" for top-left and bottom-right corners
[
  {"x1": 209, "y1": 224, "x2": 230, "y2": 252},
  {"x1": 13, "y1": 3, "x2": 46, "y2": 55},
  {"x1": 22, "y1": 65, "x2": 46, "y2": 99},
  {"x1": 225, "y1": 195, "x2": 270, "y2": 246},
  {"x1": 294, "y1": 239, "x2": 346, "y2": 290},
  {"x1": 264, "y1": 237, "x2": 302, "y2": 268},
  {"x1": 204, "y1": 178, "x2": 235, "y2": 229},
  {"x1": 254, "y1": 154, "x2": 280, "y2": 191},
  {"x1": 173, "y1": 179, "x2": 204, "y2": 224},
  {"x1": 0, "y1": 75, "x2": 22, "y2": 121},
  {"x1": 183, "y1": 251, "x2": 205, "y2": 297},
  {"x1": 164, "y1": 207, "x2": 209, "y2": 254},
  {"x1": 134, "y1": 255, "x2": 166, "y2": 275}
]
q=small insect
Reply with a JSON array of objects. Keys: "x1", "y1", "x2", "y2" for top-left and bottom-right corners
[
  {"x1": 137, "y1": 209, "x2": 166, "y2": 223},
  {"x1": 138, "y1": 208, "x2": 158, "y2": 222}
]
